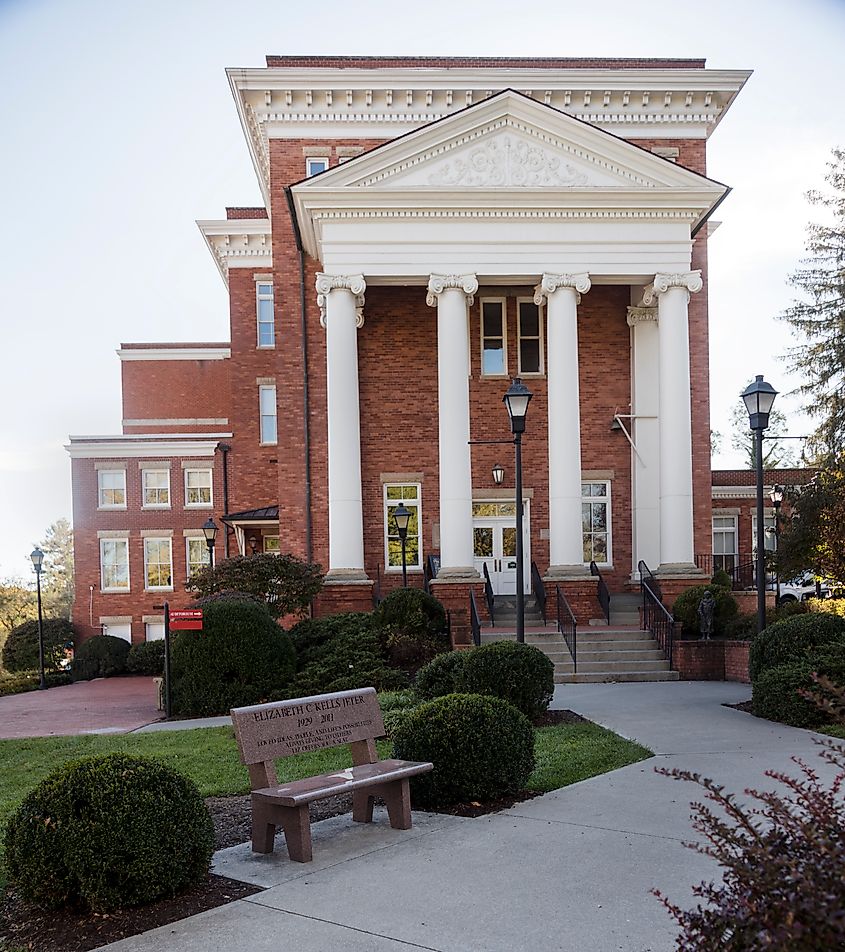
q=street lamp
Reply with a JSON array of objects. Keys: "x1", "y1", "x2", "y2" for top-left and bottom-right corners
[
  {"x1": 202, "y1": 518, "x2": 218, "y2": 567},
  {"x1": 503, "y1": 378, "x2": 533, "y2": 644},
  {"x1": 741, "y1": 375, "x2": 778, "y2": 633},
  {"x1": 492, "y1": 463, "x2": 504, "y2": 486},
  {"x1": 393, "y1": 502, "x2": 412, "y2": 588},
  {"x1": 769, "y1": 485, "x2": 784, "y2": 606},
  {"x1": 30, "y1": 546, "x2": 46, "y2": 690}
]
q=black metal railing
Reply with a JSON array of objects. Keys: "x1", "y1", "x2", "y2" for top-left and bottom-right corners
[
  {"x1": 373, "y1": 564, "x2": 383, "y2": 607},
  {"x1": 482, "y1": 562, "x2": 496, "y2": 626},
  {"x1": 694, "y1": 553, "x2": 775, "y2": 591},
  {"x1": 556, "y1": 585, "x2": 577, "y2": 673},
  {"x1": 424, "y1": 554, "x2": 440, "y2": 594},
  {"x1": 638, "y1": 559, "x2": 676, "y2": 667},
  {"x1": 590, "y1": 560, "x2": 610, "y2": 624},
  {"x1": 469, "y1": 591, "x2": 481, "y2": 647},
  {"x1": 531, "y1": 561, "x2": 547, "y2": 625}
]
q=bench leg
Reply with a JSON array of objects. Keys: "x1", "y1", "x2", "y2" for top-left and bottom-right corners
[
  {"x1": 352, "y1": 790, "x2": 375, "y2": 823},
  {"x1": 278, "y1": 804, "x2": 313, "y2": 863},
  {"x1": 251, "y1": 800, "x2": 277, "y2": 854},
  {"x1": 382, "y1": 778, "x2": 412, "y2": 831}
]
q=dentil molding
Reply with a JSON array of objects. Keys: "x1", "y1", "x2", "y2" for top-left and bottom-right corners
[
  {"x1": 316, "y1": 273, "x2": 367, "y2": 328},
  {"x1": 533, "y1": 272, "x2": 591, "y2": 306},
  {"x1": 425, "y1": 274, "x2": 480, "y2": 308}
]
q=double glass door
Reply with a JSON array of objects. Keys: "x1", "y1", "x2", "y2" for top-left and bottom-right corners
[{"x1": 472, "y1": 501, "x2": 530, "y2": 596}]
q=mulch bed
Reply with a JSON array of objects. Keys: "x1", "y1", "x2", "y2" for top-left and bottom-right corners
[
  {"x1": 0, "y1": 708, "x2": 585, "y2": 951},
  {"x1": 725, "y1": 700, "x2": 754, "y2": 714}
]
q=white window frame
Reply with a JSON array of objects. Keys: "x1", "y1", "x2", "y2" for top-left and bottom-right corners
[
  {"x1": 383, "y1": 483, "x2": 423, "y2": 572},
  {"x1": 712, "y1": 515, "x2": 738, "y2": 555},
  {"x1": 141, "y1": 468, "x2": 170, "y2": 509},
  {"x1": 143, "y1": 537, "x2": 173, "y2": 592},
  {"x1": 259, "y1": 385, "x2": 278, "y2": 445},
  {"x1": 145, "y1": 622, "x2": 165, "y2": 642},
  {"x1": 98, "y1": 469, "x2": 127, "y2": 510},
  {"x1": 185, "y1": 536, "x2": 211, "y2": 579},
  {"x1": 100, "y1": 537, "x2": 130, "y2": 592},
  {"x1": 256, "y1": 281, "x2": 275, "y2": 348},
  {"x1": 184, "y1": 468, "x2": 213, "y2": 508},
  {"x1": 517, "y1": 297, "x2": 545, "y2": 376},
  {"x1": 581, "y1": 481, "x2": 612, "y2": 567},
  {"x1": 305, "y1": 157, "x2": 329, "y2": 176},
  {"x1": 263, "y1": 535, "x2": 281, "y2": 554},
  {"x1": 480, "y1": 297, "x2": 508, "y2": 377}
]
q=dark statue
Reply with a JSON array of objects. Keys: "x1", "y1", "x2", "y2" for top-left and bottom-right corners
[{"x1": 698, "y1": 590, "x2": 716, "y2": 640}]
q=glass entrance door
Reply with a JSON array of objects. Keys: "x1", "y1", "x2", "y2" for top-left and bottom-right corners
[{"x1": 472, "y1": 501, "x2": 530, "y2": 596}]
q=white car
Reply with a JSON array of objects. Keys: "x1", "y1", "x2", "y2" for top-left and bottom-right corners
[{"x1": 778, "y1": 573, "x2": 844, "y2": 605}]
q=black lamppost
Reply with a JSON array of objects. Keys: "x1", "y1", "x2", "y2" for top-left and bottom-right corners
[
  {"x1": 202, "y1": 518, "x2": 218, "y2": 567},
  {"x1": 393, "y1": 503, "x2": 412, "y2": 588},
  {"x1": 503, "y1": 378, "x2": 533, "y2": 644},
  {"x1": 492, "y1": 463, "x2": 504, "y2": 486},
  {"x1": 741, "y1": 375, "x2": 778, "y2": 633},
  {"x1": 769, "y1": 485, "x2": 784, "y2": 606},
  {"x1": 30, "y1": 546, "x2": 46, "y2": 690}
]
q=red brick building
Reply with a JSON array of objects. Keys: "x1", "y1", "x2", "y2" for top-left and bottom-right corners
[{"x1": 67, "y1": 55, "x2": 750, "y2": 644}]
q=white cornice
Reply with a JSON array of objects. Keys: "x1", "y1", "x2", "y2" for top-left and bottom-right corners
[
  {"x1": 197, "y1": 219, "x2": 272, "y2": 288},
  {"x1": 66, "y1": 436, "x2": 232, "y2": 459},
  {"x1": 117, "y1": 347, "x2": 231, "y2": 361}
]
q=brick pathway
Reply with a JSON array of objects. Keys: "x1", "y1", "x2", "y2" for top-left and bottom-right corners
[{"x1": 0, "y1": 677, "x2": 162, "y2": 739}]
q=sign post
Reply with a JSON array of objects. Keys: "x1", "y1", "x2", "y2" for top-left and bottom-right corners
[{"x1": 163, "y1": 602, "x2": 172, "y2": 719}]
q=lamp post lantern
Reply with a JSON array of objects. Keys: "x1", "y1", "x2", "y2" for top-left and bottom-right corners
[
  {"x1": 503, "y1": 378, "x2": 533, "y2": 644},
  {"x1": 393, "y1": 502, "x2": 412, "y2": 588},
  {"x1": 30, "y1": 546, "x2": 46, "y2": 690},
  {"x1": 491, "y1": 463, "x2": 504, "y2": 486},
  {"x1": 769, "y1": 485, "x2": 784, "y2": 606},
  {"x1": 741, "y1": 375, "x2": 778, "y2": 633},
  {"x1": 202, "y1": 518, "x2": 218, "y2": 567}
]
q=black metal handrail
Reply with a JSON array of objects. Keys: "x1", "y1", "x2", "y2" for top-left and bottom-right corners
[
  {"x1": 590, "y1": 560, "x2": 610, "y2": 624},
  {"x1": 469, "y1": 591, "x2": 481, "y2": 647},
  {"x1": 482, "y1": 562, "x2": 495, "y2": 626},
  {"x1": 638, "y1": 559, "x2": 676, "y2": 667},
  {"x1": 556, "y1": 585, "x2": 577, "y2": 673},
  {"x1": 531, "y1": 561, "x2": 547, "y2": 625},
  {"x1": 373, "y1": 564, "x2": 383, "y2": 607},
  {"x1": 694, "y1": 553, "x2": 773, "y2": 592},
  {"x1": 424, "y1": 554, "x2": 440, "y2": 594}
]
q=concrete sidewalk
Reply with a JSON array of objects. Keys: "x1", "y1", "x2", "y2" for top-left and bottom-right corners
[{"x1": 99, "y1": 681, "x2": 834, "y2": 952}]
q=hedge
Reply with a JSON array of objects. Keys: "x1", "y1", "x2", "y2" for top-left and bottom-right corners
[
  {"x1": 748, "y1": 613, "x2": 845, "y2": 682},
  {"x1": 672, "y1": 585, "x2": 739, "y2": 637},
  {"x1": 2, "y1": 618, "x2": 74, "y2": 673},
  {"x1": 70, "y1": 635, "x2": 131, "y2": 681},
  {"x1": 371, "y1": 587, "x2": 449, "y2": 672},
  {"x1": 752, "y1": 648, "x2": 845, "y2": 728}
]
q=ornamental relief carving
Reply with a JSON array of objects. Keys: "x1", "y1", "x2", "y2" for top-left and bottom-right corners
[{"x1": 427, "y1": 135, "x2": 592, "y2": 188}]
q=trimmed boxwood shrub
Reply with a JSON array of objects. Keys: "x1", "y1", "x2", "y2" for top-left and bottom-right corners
[
  {"x1": 126, "y1": 639, "x2": 166, "y2": 676},
  {"x1": 71, "y1": 635, "x2": 131, "y2": 681},
  {"x1": 459, "y1": 641, "x2": 554, "y2": 720},
  {"x1": 414, "y1": 650, "x2": 467, "y2": 700},
  {"x1": 711, "y1": 569, "x2": 732, "y2": 589},
  {"x1": 2, "y1": 618, "x2": 74, "y2": 673},
  {"x1": 672, "y1": 585, "x2": 739, "y2": 637},
  {"x1": 4, "y1": 753, "x2": 213, "y2": 911},
  {"x1": 392, "y1": 693, "x2": 536, "y2": 807},
  {"x1": 0, "y1": 671, "x2": 72, "y2": 697},
  {"x1": 752, "y1": 648, "x2": 845, "y2": 728},
  {"x1": 371, "y1": 588, "x2": 449, "y2": 672},
  {"x1": 749, "y1": 613, "x2": 845, "y2": 682},
  {"x1": 170, "y1": 599, "x2": 296, "y2": 716}
]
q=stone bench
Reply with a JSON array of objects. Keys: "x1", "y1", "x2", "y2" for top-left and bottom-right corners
[{"x1": 231, "y1": 687, "x2": 433, "y2": 863}]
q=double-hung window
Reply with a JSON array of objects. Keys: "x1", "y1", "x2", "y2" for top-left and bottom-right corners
[
  {"x1": 517, "y1": 299, "x2": 544, "y2": 375},
  {"x1": 306, "y1": 157, "x2": 329, "y2": 176},
  {"x1": 186, "y1": 537, "x2": 211, "y2": 578},
  {"x1": 98, "y1": 470, "x2": 126, "y2": 509},
  {"x1": 259, "y1": 385, "x2": 277, "y2": 445},
  {"x1": 143, "y1": 538, "x2": 173, "y2": 591},
  {"x1": 142, "y1": 469, "x2": 170, "y2": 508},
  {"x1": 384, "y1": 484, "x2": 422, "y2": 571},
  {"x1": 256, "y1": 281, "x2": 275, "y2": 347},
  {"x1": 582, "y1": 482, "x2": 611, "y2": 566},
  {"x1": 100, "y1": 538, "x2": 129, "y2": 591},
  {"x1": 712, "y1": 515, "x2": 738, "y2": 574},
  {"x1": 184, "y1": 469, "x2": 212, "y2": 508},
  {"x1": 480, "y1": 299, "x2": 507, "y2": 376}
]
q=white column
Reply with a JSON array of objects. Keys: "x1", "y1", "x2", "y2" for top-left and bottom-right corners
[
  {"x1": 627, "y1": 305, "x2": 660, "y2": 573},
  {"x1": 426, "y1": 274, "x2": 479, "y2": 577},
  {"x1": 535, "y1": 273, "x2": 591, "y2": 577},
  {"x1": 317, "y1": 273, "x2": 367, "y2": 580},
  {"x1": 643, "y1": 271, "x2": 702, "y2": 571}
]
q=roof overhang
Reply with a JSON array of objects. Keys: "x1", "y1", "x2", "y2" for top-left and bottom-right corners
[{"x1": 197, "y1": 219, "x2": 272, "y2": 288}]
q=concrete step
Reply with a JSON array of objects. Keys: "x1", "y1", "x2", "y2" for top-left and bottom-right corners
[
  {"x1": 556, "y1": 670, "x2": 680, "y2": 684},
  {"x1": 577, "y1": 649, "x2": 666, "y2": 663},
  {"x1": 577, "y1": 639, "x2": 659, "y2": 651},
  {"x1": 571, "y1": 658, "x2": 672, "y2": 673},
  {"x1": 609, "y1": 613, "x2": 640, "y2": 626}
]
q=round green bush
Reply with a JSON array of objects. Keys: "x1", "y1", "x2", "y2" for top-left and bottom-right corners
[
  {"x1": 4, "y1": 753, "x2": 214, "y2": 911},
  {"x1": 392, "y1": 693, "x2": 536, "y2": 807},
  {"x1": 672, "y1": 585, "x2": 739, "y2": 637},
  {"x1": 170, "y1": 599, "x2": 296, "y2": 716},
  {"x1": 711, "y1": 569, "x2": 733, "y2": 589},
  {"x1": 458, "y1": 641, "x2": 554, "y2": 720},
  {"x1": 2, "y1": 618, "x2": 74, "y2": 673},
  {"x1": 126, "y1": 640, "x2": 166, "y2": 676},
  {"x1": 372, "y1": 588, "x2": 449, "y2": 672},
  {"x1": 752, "y1": 648, "x2": 845, "y2": 728},
  {"x1": 71, "y1": 635, "x2": 131, "y2": 680},
  {"x1": 414, "y1": 650, "x2": 468, "y2": 700},
  {"x1": 749, "y1": 613, "x2": 845, "y2": 682}
]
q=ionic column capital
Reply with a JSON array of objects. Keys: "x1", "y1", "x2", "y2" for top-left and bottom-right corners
[
  {"x1": 626, "y1": 306, "x2": 658, "y2": 328},
  {"x1": 533, "y1": 272, "x2": 591, "y2": 306},
  {"x1": 316, "y1": 273, "x2": 366, "y2": 328},
  {"x1": 426, "y1": 274, "x2": 479, "y2": 308},
  {"x1": 642, "y1": 270, "x2": 702, "y2": 306}
]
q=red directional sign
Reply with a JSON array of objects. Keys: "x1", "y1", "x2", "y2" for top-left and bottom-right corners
[{"x1": 170, "y1": 609, "x2": 203, "y2": 631}]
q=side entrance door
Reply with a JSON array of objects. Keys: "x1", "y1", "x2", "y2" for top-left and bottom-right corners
[{"x1": 472, "y1": 501, "x2": 530, "y2": 596}]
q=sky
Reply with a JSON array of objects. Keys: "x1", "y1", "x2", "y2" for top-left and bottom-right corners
[{"x1": 0, "y1": 0, "x2": 843, "y2": 580}]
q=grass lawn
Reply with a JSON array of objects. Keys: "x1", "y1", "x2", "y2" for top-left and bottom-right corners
[{"x1": 819, "y1": 724, "x2": 845, "y2": 739}]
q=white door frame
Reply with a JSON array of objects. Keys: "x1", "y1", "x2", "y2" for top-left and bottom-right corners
[{"x1": 472, "y1": 500, "x2": 531, "y2": 596}]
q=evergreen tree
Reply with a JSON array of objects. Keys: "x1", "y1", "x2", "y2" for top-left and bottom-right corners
[{"x1": 33, "y1": 519, "x2": 74, "y2": 620}]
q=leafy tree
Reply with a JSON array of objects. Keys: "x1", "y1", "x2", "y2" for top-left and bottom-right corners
[
  {"x1": 34, "y1": 519, "x2": 74, "y2": 620},
  {"x1": 185, "y1": 553, "x2": 323, "y2": 620},
  {"x1": 774, "y1": 469, "x2": 845, "y2": 584},
  {"x1": 728, "y1": 387, "x2": 794, "y2": 468},
  {"x1": 0, "y1": 581, "x2": 37, "y2": 634},
  {"x1": 779, "y1": 148, "x2": 845, "y2": 464}
]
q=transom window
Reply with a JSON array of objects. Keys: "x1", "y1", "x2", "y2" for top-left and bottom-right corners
[
  {"x1": 184, "y1": 469, "x2": 212, "y2": 508},
  {"x1": 517, "y1": 299, "x2": 544, "y2": 375},
  {"x1": 481, "y1": 299, "x2": 507, "y2": 376},
  {"x1": 259, "y1": 385, "x2": 278, "y2": 445},
  {"x1": 98, "y1": 470, "x2": 126, "y2": 509},
  {"x1": 100, "y1": 538, "x2": 129, "y2": 591},
  {"x1": 263, "y1": 535, "x2": 281, "y2": 554},
  {"x1": 186, "y1": 537, "x2": 211, "y2": 578},
  {"x1": 142, "y1": 469, "x2": 170, "y2": 508},
  {"x1": 582, "y1": 482, "x2": 611, "y2": 566},
  {"x1": 306, "y1": 157, "x2": 329, "y2": 176},
  {"x1": 472, "y1": 502, "x2": 518, "y2": 518},
  {"x1": 256, "y1": 282, "x2": 275, "y2": 347},
  {"x1": 143, "y1": 538, "x2": 173, "y2": 590},
  {"x1": 384, "y1": 484, "x2": 422, "y2": 570}
]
